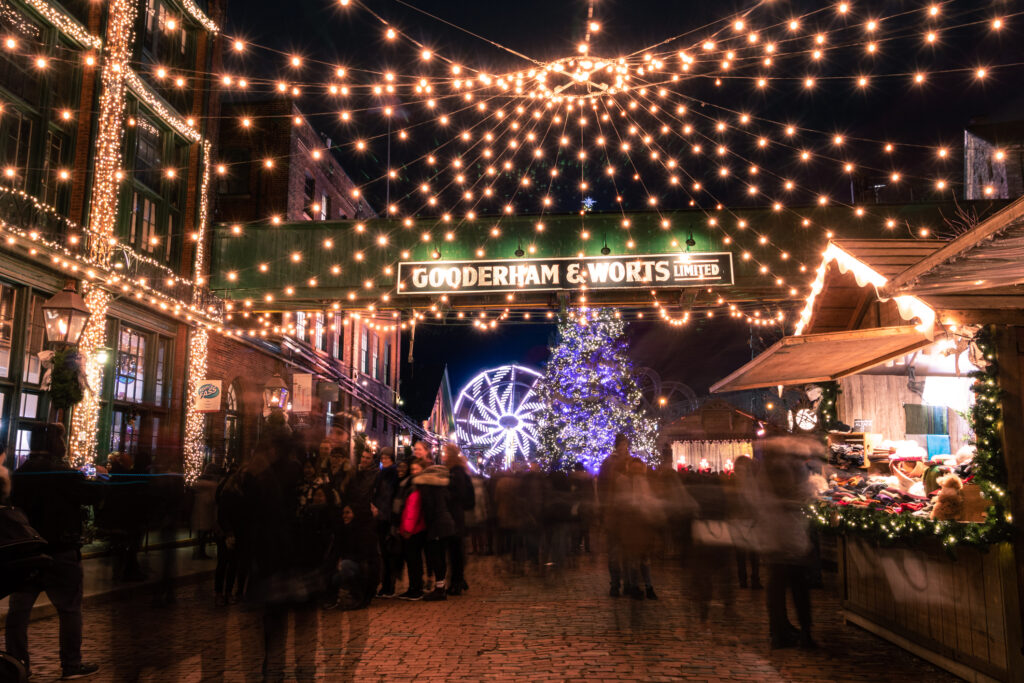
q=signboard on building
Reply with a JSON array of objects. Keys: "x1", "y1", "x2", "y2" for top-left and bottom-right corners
[
  {"x1": 397, "y1": 252, "x2": 734, "y2": 296},
  {"x1": 292, "y1": 374, "x2": 313, "y2": 414},
  {"x1": 196, "y1": 380, "x2": 221, "y2": 413}
]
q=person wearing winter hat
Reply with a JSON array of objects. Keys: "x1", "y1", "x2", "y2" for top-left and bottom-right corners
[{"x1": 412, "y1": 458, "x2": 455, "y2": 601}]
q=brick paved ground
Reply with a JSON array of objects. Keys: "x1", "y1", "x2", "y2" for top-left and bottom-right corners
[{"x1": 5, "y1": 550, "x2": 956, "y2": 682}]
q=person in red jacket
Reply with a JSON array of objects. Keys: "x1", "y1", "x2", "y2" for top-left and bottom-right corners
[{"x1": 397, "y1": 460, "x2": 428, "y2": 600}]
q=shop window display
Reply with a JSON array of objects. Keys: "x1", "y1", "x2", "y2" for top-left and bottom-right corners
[{"x1": 811, "y1": 328, "x2": 1010, "y2": 548}]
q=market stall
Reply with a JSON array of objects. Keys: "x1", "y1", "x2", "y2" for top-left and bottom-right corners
[
  {"x1": 711, "y1": 201, "x2": 1024, "y2": 682},
  {"x1": 657, "y1": 398, "x2": 760, "y2": 471}
]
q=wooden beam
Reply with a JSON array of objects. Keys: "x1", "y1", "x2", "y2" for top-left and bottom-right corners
[
  {"x1": 925, "y1": 296, "x2": 1024, "y2": 310},
  {"x1": 883, "y1": 195, "x2": 1024, "y2": 296},
  {"x1": 935, "y1": 309, "x2": 1024, "y2": 327},
  {"x1": 846, "y1": 289, "x2": 875, "y2": 331}
]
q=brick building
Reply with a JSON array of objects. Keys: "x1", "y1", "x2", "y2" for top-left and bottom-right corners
[
  {"x1": 963, "y1": 101, "x2": 1024, "y2": 200},
  {"x1": 204, "y1": 102, "x2": 415, "y2": 462},
  {"x1": 0, "y1": 0, "x2": 227, "y2": 478},
  {"x1": 215, "y1": 100, "x2": 375, "y2": 225}
]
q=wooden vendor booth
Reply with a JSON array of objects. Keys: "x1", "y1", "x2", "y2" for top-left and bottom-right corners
[
  {"x1": 658, "y1": 399, "x2": 762, "y2": 471},
  {"x1": 711, "y1": 196, "x2": 1024, "y2": 683}
]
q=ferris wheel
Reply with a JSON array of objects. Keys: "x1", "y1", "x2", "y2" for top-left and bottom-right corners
[{"x1": 454, "y1": 365, "x2": 543, "y2": 468}]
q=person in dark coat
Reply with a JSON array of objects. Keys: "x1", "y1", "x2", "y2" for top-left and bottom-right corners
[
  {"x1": 102, "y1": 450, "x2": 147, "y2": 582},
  {"x1": 214, "y1": 461, "x2": 247, "y2": 605},
  {"x1": 238, "y1": 420, "x2": 310, "y2": 681},
  {"x1": 442, "y1": 444, "x2": 474, "y2": 595},
  {"x1": 348, "y1": 448, "x2": 377, "y2": 520},
  {"x1": 5, "y1": 423, "x2": 104, "y2": 680},
  {"x1": 758, "y1": 438, "x2": 817, "y2": 650},
  {"x1": 372, "y1": 448, "x2": 399, "y2": 597},
  {"x1": 568, "y1": 463, "x2": 595, "y2": 554},
  {"x1": 597, "y1": 434, "x2": 631, "y2": 596},
  {"x1": 330, "y1": 503, "x2": 379, "y2": 609},
  {"x1": 686, "y1": 472, "x2": 736, "y2": 622},
  {"x1": 411, "y1": 459, "x2": 455, "y2": 601}
]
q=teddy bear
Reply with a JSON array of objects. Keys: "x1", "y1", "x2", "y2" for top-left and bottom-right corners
[{"x1": 930, "y1": 473, "x2": 963, "y2": 521}]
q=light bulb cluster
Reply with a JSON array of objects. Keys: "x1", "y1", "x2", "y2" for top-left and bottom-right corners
[{"x1": 197, "y1": 0, "x2": 1019, "y2": 326}]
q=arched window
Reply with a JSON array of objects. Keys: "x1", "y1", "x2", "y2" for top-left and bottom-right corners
[{"x1": 224, "y1": 381, "x2": 242, "y2": 463}]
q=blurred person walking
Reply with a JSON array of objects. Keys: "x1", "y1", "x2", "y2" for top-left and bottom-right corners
[
  {"x1": 687, "y1": 471, "x2": 736, "y2": 622},
  {"x1": 730, "y1": 456, "x2": 762, "y2": 590},
  {"x1": 615, "y1": 458, "x2": 661, "y2": 599},
  {"x1": 759, "y1": 438, "x2": 817, "y2": 649},
  {"x1": 5, "y1": 424, "x2": 104, "y2": 680},
  {"x1": 443, "y1": 444, "x2": 474, "y2": 595},
  {"x1": 568, "y1": 463, "x2": 595, "y2": 554},
  {"x1": 597, "y1": 434, "x2": 631, "y2": 596}
]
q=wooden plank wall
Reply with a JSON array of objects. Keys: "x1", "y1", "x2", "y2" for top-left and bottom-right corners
[
  {"x1": 842, "y1": 537, "x2": 1022, "y2": 681},
  {"x1": 837, "y1": 374, "x2": 970, "y2": 451}
]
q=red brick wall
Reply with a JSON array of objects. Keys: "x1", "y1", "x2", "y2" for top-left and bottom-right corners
[
  {"x1": 214, "y1": 101, "x2": 373, "y2": 225},
  {"x1": 205, "y1": 332, "x2": 286, "y2": 462}
]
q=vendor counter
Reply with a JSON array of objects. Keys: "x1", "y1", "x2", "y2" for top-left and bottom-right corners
[{"x1": 839, "y1": 536, "x2": 1024, "y2": 682}]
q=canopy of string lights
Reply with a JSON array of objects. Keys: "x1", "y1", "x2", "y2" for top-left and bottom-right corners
[{"x1": 26, "y1": 0, "x2": 1010, "y2": 336}]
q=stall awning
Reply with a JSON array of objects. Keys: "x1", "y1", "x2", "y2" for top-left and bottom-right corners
[{"x1": 710, "y1": 326, "x2": 932, "y2": 393}]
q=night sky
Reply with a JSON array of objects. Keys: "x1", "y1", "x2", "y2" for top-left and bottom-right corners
[{"x1": 224, "y1": 0, "x2": 1024, "y2": 417}]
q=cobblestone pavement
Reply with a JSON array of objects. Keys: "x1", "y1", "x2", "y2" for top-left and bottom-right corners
[{"x1": 5, "y1": 551, "x2": 956, "y2": 682}]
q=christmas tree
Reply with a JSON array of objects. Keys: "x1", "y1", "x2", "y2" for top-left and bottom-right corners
[{"x1": 534, "y1": 307, "x2": 658, "y2": 472}]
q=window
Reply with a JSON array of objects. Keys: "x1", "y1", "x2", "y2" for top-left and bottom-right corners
[
  {"x1": 130, "y1": 192, "x2": 158, "y2": 253},
  {"x1": 133, "y1": 116, "x2": 162, "y2": 190},
  {"x1": 153, "y1": 338, "x2": 170, "y2": 406},
  {"x1": 294, "y1": 312, "x2": 306, "y2": 341},
  {"x1": 303, "y1": 173, "x2": 315, "y2": 219},
  {"x1": 115, "y1": 327, "x2": 147, "y2": 403},
  {"x1": 39, "y1": 129, "x2": 69, "y2": 207},
  {"x1": 21, "y1": 293, "x2": 44, "y2": 385},
  {"x1": 0, "y1": 4, "x2": 43, "y2": 106},
  {"x1": 360, "y1": 327, "x2": 369, "y2": 374},
  {"x1": 313, "y1": 313, "x2": 325, "y2": 351},
  {"x1": 109, "y1": 408, "x2": 141, "y2": 456},
  {"x1": 333, "y1": 314, "x2": 343, "y2": 359},
  {"x1": 18, "y1": 391, "x2": 38, "y2": 419},
  {"x1": 319, "y1": 192, "x2": 329, "y2": 220},
  {"x1": 139, "y1": 0, "x2": 192, "y2": 70},
  {"x1": 1, "y1": 109, "x2": 33, "y2": 189},
  {"x1": 0, "y1": 283, "x2": 14, "y2": 378},
  {"x1": 371, "y1": 333, "x2": 379, "y2": 380},
  {"x1": 224, "y1": 381, "x2": 241, "y2": 462},
  {"x1": 122, "y1": 110, "x2": 186, "y2": 266},
  {"x1": 14, "y1": 427, "x2": 31, "y2": 467},
  {"x1": 383, "y1": 341, "x2": 392, "y2": 386}
]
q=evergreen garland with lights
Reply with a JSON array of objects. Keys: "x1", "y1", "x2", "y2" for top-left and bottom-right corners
[
  {"x1": 533, "y1": 308, "x2": 658, "y2": 472},
  {"x1": 817, "y1": 380, "x2": 841, "y2": 431},
  {"x1": 810, "y1": 327, "x2": 1012, "y2": 549}
]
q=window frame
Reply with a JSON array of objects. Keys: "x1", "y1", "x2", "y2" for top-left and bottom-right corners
[{"x1": 119, "y1": 103, "x2": 189, "y2": 268}]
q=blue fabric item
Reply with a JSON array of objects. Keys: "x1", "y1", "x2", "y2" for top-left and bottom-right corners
[{"x1": 926, "y1": 434, "x2": 951, "y2": 458}]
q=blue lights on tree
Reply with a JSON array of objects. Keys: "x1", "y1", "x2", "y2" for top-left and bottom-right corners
[{"x1": 534, "y1": 308, "x2": 658, "y2": 472}]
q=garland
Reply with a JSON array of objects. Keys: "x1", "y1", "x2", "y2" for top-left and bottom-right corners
[
  {"x1": 810, "y1": 326, "x2": 1012, "y2": 549},
  {"x1": 817, "y1": 380, "x2": 841, "y2": 431}
]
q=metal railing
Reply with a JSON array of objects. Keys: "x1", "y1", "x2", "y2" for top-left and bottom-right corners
[{"x1": 0, "y1": 184, "x2": 225, "y2": 319}]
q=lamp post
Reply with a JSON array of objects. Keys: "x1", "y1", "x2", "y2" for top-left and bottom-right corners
[
  {"x1": 262, "y1": 373, "x2": 289, "y2": 415},
  {"x1": 41, "y1": 280, "x2": 89, "y2": 347},
  {"x1": 41, "y1": 280, "x2": 91, "y2": 423}
]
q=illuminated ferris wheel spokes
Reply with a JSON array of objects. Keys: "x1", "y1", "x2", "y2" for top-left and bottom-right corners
[{"x1": 454, "y1": 365, "x2": 543, "y2": 468}]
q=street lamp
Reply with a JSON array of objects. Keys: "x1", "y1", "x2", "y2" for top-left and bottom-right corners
[
  {"x1": 41, "y1": 280, "x2": 89, "y2": 346},
  {"x1": 262, "y1": 373, "x2": 289, "y2": 411}
]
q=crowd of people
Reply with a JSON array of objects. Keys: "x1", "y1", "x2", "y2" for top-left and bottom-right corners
[{"x1": 0, "y1": 418, "x2": 823, "y2": 680}]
